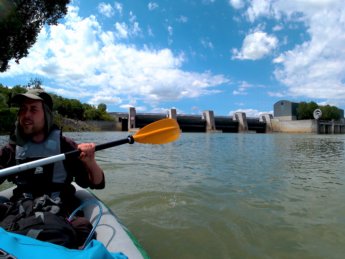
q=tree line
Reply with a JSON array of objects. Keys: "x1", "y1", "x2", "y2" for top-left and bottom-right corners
[
  {"x1": 0, "y1": 83, "x2": 113, "y2": 133},
  {"x1": 0, "y1": 0, "x2": 70, "y2": 72},
  {"x1": 297, "y1": 101, "x2": 342, "y2": 120}
]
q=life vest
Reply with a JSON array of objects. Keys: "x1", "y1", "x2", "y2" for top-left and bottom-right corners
[{"x1": 14, "y1": 129, "x2": 68, "y2": 197}]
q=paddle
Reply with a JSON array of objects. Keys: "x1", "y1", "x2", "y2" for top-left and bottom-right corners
[{"x1": 0, "y1": 118, "x2": 180, "y2": 177}]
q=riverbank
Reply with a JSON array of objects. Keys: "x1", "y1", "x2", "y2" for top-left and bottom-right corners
[
  {"x1": 0, "y1": 116, "x2": 114, "y2": 135},
  {"x1": 54, "y1": 115, "x2": 101, "y2": 132}
]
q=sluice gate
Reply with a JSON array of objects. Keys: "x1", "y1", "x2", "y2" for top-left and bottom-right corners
[
  {"x1": 108, "y1": 106, "x2": 345, "y2": 134},
  {"x1": 112, "y1": 108, "x2": 267, "y2": 133}
]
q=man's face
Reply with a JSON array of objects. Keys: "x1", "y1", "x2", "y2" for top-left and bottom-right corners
[{"x1": 18, "y1": 99, "x2": 45, "y2": 139}]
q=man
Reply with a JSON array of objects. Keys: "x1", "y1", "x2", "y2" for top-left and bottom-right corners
[{"x1": 0, "y1": 88, "x2": 105, "y2": 248}]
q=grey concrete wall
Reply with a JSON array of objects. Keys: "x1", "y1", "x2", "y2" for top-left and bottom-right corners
[
  {"x1": 203, "y1": 110, "x2": 216, "y2": 132},
  {"x1": 86, "y1": 120, "x2": 118, "y2": 131},
  {"x1": 168, "y1": 109, "x2": 177, "y2": 119},
  {"x1": 271, "y1": 119, "x2": 317, "y2": 133},
  {"x1": 128, "y1": 107, "x2": 136, "y2": 130},
  {"x1": 233, "y1": 112, "x2": 248, "y2": 132},
  {"x1": 259, "y1": 113, "x2": 273, "y2": 132}
]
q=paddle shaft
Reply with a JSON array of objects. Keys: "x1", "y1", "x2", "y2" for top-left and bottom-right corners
[{"x1": 0, "y1": 136, "x2": 134, "y2": 178}]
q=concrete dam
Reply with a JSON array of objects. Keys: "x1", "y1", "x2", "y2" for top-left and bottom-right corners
[
  {"x1": 90, "y1": 107, "x2": 345, "y2": 134},
  {"x1": 109, "y1": 108, "x2": 268, "y2": 133}
]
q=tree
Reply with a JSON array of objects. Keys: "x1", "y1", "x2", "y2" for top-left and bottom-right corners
[
  {"x1": 0, "y1": 0, "x2": 70, "y2": 72},
  {"x1": 26, "y1": 77, "x2": 43, "y2": 89},
  {"x1": 320, "y1": 105, "x2": 341, "y2": 120},
  {"x1": 297, "y1": 101, "x2": 342, "y2": 120},
  {"x1": 0, "y1": 93, "x2": 7, "y2": 109},
  {"x1": 297, "y1": 101, "x2": 318, "y2": 120},
  {"x1": 97, "y1": 103, "x2": 107, "y2": 113}
]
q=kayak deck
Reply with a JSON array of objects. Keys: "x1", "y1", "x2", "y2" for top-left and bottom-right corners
[
  {"x1": 73, "y1": 184, "x2": 149, "y2": 258},
  {"x1": 0, "y1": 184, "x2": 149, "y2": 259}
]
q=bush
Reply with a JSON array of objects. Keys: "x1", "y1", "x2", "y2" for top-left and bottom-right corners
[
  {"x1": 0, "y1": 108, "x2": 18, "y2": 134},
  {"x1": 296, "y1": 101, "x2": 342, "y2": 120}
]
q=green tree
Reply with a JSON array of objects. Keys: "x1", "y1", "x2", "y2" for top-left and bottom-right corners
[
  {"x1": 297, "y1": 101, "x2": 342, "y2": 120},
  {"x1": 98, "y1": 103, "x2": 107, "y2": 113},
  {"x1": 297, "y1": 101, "x2": 318, "y2": 119},
  {"x1": 52, "y1": 95, "x2": 84, "y2": 120},
  {"x1": 0, "y1": 93, "x2": 7, "y2": 109},
  {"x1": 26, "y1": 77, "x2": 43, "y2": 89},
  {"x1": 0, "y1": 107, "x2": 18, "y2": 133},
  {"x1": 320, "y1": 105, "x2": 341, "y2": 120},
  {"x1": 0, "y1": 84, "x2": 12, "y2": 107},
  {"x1": 0, "y1": 0, "x2": 70, "y2": 72}
]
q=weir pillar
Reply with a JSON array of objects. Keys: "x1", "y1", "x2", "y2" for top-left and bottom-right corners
[
  {"x1": 168, "y1": 108, "x2": 177, "y2": 120},
  {"x1": 203, "y1": 110, "x2": 219, "y2": 132},
  {"x1": 233, "y1": 112, "x2": 248, "y2": 132},
  {"x1": 128, "y1": 107, "x2": 136, "y2": 131},
  {"x1": 259, "y1": 113, "x2": 273, "y2": 133}
]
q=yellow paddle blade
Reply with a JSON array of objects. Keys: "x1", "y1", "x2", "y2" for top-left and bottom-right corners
[{"x1": 133, "y1": 118, "x2": 180, "y2": 144}]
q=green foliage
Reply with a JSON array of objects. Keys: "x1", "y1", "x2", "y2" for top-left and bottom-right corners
[
  {"x1": 98, "y1": 103, "x2": 107, "y2": 113},
  {"x1": 297, "y1": 101, "x2": 318, "y2": 119},
  {"x1": 52, "y1": 94, "x2": 84, "y2": 119},
  {"x1": 0, "y1": 93, "x2": 7, "y2": 109},
  {"x1": 0, "y1": 0, "x2": 70, "y2": 72},
  {"x1": 0, "y1": 84, "x2": 113, "y2": 127},
  {"x1": 83, "y1": 103, "x2": 113, "y2": 121},
  {"x1": 26, "y1": 77, "x2": 43, "y2": 89},
  {"x1": 297, "y1": 101, "x2": 342, "y2": 120},
  {"x1": 320, "y1": 105, "x2": 341, "y2": 120},
  {"x1": 0, "y1": 107, "x2": 18, "y2": 133}
]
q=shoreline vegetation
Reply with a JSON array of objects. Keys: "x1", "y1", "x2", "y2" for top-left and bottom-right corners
[
  {"x1": 0, "y1": 84, "x2": 114, "y2": 134},
  {"x1": 0, "y1": 115, "x2": 106, "y2": 135},
  {"x1": 54, "y1": 114, "x2": 103, "y2": 132}
]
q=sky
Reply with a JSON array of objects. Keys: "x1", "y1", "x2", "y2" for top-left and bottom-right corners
[{"x1": 1, "y1": 0, "x2": 345, "y2": 117}]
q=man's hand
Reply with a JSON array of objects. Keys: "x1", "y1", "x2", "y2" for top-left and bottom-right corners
[
  {"x1": 77, "y1": 143, "x2": 104, "y2": 185},
  {"x1": 78, "y1": 143, "x2": 96, "y2": 164}
]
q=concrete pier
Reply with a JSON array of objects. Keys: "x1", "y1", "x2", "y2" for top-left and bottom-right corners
[
  {"x1": 260, "y1": 113, "x2": 273, "y2": 133},
  {"x1": 203, "y1": 110, "x2": 220, "y2": 132},
  {"x1": 128, "y1": 107, "x2": 136, "y2": 131},
  {"x1": 233, "y1": 112, "x2": 248, "y2": 132},
  {"x1": 168, "y1": 109, "x2": 177, "y2": 119},
  {"x1": 318, "y1": 120, "x2": 345, "y2": 134},
  {"x1": 111, "y1": 109, "x2": 267, "y2": 133},
  {"x1": 108, "y1": 107, "x2": 345, "y2": 134}
]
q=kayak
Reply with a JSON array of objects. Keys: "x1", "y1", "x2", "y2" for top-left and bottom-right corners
[{"x1": 0, "y1": 183, "x2": 149, "y2": 259}]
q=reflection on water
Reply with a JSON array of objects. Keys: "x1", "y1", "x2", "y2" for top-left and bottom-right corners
[{"x1": 1, "y1": 132, "x2": 345, "y2": 258}]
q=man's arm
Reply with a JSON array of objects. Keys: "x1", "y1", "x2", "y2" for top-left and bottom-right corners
[
  {"x1": 0, "y1": 144, "x2": 16, "y2": 184},
  {"x1": 61, "y1": 136, "x2": 105, "y2": 189},
  {"x1": 77, "y1": 143, "x2": 104, "y2": 186}
]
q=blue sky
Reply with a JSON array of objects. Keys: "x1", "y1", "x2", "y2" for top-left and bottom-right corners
[{"x1": 1, "y1": 0, "x2": 345, "y2": 117}]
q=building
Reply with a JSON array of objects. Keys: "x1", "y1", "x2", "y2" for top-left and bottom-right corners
[{"x1": 273, "y1": 100, "x2": 299, "y2": 120}]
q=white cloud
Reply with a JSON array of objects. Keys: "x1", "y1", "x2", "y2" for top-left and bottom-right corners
[
  {"x1": 229, "y1": 0, "x2": 245, "y2": 9},
  {"x1": 232, "y1": 31, "x2": 278, "y2": 60},
  {"x1": 148, "y1": 2, "x2": 159, "y2": 11},
  {"x1": 229, "y1": 108, "x2": 272, "y2": 117},
  {"x1": 201, "y1": 38, "x2": 214, "y2": 49},
  {"x1": 267, "y1": 91, "x2": 285, "y2": 98},
  {"x1": 272, "y1": 24, "x2": 283, "y2": 31},
  {"x1": 176, "y1": 15, "x2": 188, "y2": 23},
  {"x1": 114, "y1": 12, "x2": 141, "y2": 39},
  {"x1": 167, "y1": 25, "x2": 173, "y2": 45},
  {"x1": 232, "y1": 81, "x2": 252, "y2": 95},
  {"x1": 115, "y1": 22, "x2": 129, "y2": 38},
  {"x1": 98, "y1": 2, "x2": 114, "y2": 18},
  {"x1": 167, "y1": 25, "x2": 173, "y2": 36},
  {"x1": 114, "y1": 2, "x2": 123, "y2": 16},
  {"x1": 0, "y1": 5, "x2": 229, "y2": 107},
  {"x1": 261, "y1": 0, "x2": 345, "y2": 100},
  {"x1": 202, "y1": 0, "x2": 216, "y2": 4},
  {"x1": 246, "y1": 0, "x2": 271, "y2": 22}
]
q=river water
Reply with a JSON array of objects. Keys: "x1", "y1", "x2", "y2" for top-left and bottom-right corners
[{"x1": 1, "y1": 132, "x2": 345, "y2": 258}]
